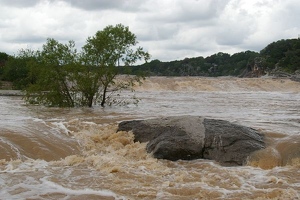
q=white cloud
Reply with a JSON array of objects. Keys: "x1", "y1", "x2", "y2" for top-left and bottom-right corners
[{"x1": 0, "y1": 0, "x2": 299, "y2": 61}]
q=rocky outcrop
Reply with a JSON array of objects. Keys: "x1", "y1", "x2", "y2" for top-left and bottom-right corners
[
  {"x1": 239, "y1": 57, "x2": 266, "y2": 78},
  {"x1": 117, "y1": 116, "x2": 265, "y2": 166},
  {"x1": 291, "y1": 70, "x2": 300, "y2": 82},
  {"x1": 267, "y1": 66, "x2": 292, "y2": 78},
  {"x1": 266, "y1": 67, "x2": 300, "y2": 82}
]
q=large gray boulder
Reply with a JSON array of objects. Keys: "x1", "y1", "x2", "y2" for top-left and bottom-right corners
[{"x1": 117, "y1": 116, "x2": 265, "y2": 166}]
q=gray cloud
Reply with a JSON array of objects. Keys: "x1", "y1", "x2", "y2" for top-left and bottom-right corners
[
  {"x1": 0, "y1": 0, "x2": 39, "y2": 7},
  {"x1": 136, "y1": 24, "x2": 180, "y2": 42},
  {"x1": 4, "y1": 34, "x2": 46, "y2": 44},
  {"x1": 140, "y1": 0, "x2": 230, "y2": 25},
  {"x1": 62, "y1": 0, "x2": 143, "y2": 11},
  {"x1": 0, "y1": 0, "x2": 299, "y2": 61}
]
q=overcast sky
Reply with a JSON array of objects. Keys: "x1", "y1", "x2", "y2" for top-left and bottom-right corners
[{"x1": 0, "y1": 0, "x2": 299, "y2": 62}]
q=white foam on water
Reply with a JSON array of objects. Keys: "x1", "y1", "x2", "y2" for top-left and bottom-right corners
[
  {"x1": 1, "y1": 159, "x2": 48, "y2": 173},
  {"x1": 0, "y1": 159, "x2": 124, "y2": 199},
  {"x1": 50, "y1": 121, "x2": 70, "y2": 136},
  {"x1": 39, "y1": 177, "x2": 124, "y2": 199},
  {"x1": 1, "y1": 77, "x2": 300, "y2": 199},
  {"x1": 0, "y1": 176, "x2": 124, "y2": 200}
]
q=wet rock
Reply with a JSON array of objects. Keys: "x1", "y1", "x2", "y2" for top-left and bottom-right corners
[
  {"x1": 117, "y1": 116, "x2": 265, "y2": 166},
  {"x1": 202, "y1": 118, "x2": 265, "y2": 166}
]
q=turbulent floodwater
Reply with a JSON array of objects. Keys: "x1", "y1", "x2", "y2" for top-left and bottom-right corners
[{"x1": 0, "y1": 77, "x2": 300, "y2": 200}]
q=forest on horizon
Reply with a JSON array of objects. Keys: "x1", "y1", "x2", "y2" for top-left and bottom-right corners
[
  {"x1": 1, "y1": 38, "x2": 300, "y2": 91},
  {"x1": 126, "y1": 38, "x2": 300, "y2": 77}
]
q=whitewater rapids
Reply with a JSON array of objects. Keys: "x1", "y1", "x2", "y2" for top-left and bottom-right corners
[{"x1": 0, "y1": 76, "x2": 299, "y2": 199}]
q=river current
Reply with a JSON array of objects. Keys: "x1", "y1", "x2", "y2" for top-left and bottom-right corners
[{"x1": 0, "y1": 77, "x2": 299, "y2": 199}]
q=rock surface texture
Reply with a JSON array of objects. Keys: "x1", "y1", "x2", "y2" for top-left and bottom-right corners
[{"x1": 117, "y1": 116, "x2": 265, "y2": 166}]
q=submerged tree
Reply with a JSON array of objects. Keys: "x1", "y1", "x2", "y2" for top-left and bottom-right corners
[
  {"x1": 79, "y1": 24, "x2": 150, "y2": 107},
  {"x1": 24, "y1": 24, "x2": 150, "y2": 107},
  {"x1": 25, "y1": 38, "x2": 78, "y2": 107}
]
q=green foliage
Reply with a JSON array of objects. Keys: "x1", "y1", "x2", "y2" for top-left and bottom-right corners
[
  {"x1": 260, "y1": 39, "x2": 300, "y2": 72},
  {"x1": 80, "y1": 24, "x2": 150, "y2": 107},
  {"x1": 0, "y1": 52, "x2": 9, "y2": 79},
  {"x1": 23, "y1": 24, "x2": 150, "y2": 108},
  {"x1": 2, "y1": 49, "x2": 37, "y2": 89},
  {"x1": 0, "y1": 52, "x2": 8, "y2": 61},
  {"x1": 25, "y1": 39, "x2": 78, "y2": 107},
  {"x1": 129, "y1": 51, "x2": 259, "y2": 77}
]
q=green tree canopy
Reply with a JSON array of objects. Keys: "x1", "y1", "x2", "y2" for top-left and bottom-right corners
[
  {"x1": 0, "y1": 52, "x2": 9, "y2": 78},
  {"x1": 2, "y1": 49, "x2": 37, "y2": 89},
  {"x1": 25, "y1": 39, "x2": 78, "y2": 106},
  {"x1": 81, "y1": 24, "x2": 150, "y2": 106},
  {"x1": 24, "y1": 24, "x2": 150, "y2": 107},
  {"x1": 260, "y1": 39, "x2": 300, "y2": 72}
]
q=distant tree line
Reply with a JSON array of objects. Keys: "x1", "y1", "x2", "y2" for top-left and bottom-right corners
[
  {"x1": 124, "y1": 51, "x2": 259, "y2": 76},
  {"x1": 122, "y1": 38, "x2": 300, "y2": 77}
]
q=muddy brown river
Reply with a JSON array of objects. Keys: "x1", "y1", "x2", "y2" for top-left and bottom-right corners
[{"x1": 0, "y1": 77, "x2": 299, "y2": 199}]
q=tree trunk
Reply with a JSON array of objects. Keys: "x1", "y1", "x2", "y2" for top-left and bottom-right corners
[
  {"x1": 88, "y1": 95, "x2": 93, "y2": 107},
  {"x1": 100, "y1": 85, "x2": 107, "y2": 107},
  {"x1": 54, "y1": 66, "x2": 74, "y2": 107},
  {"x1": 62, "y1": 80, "x2": 74, "y2": 107}
]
